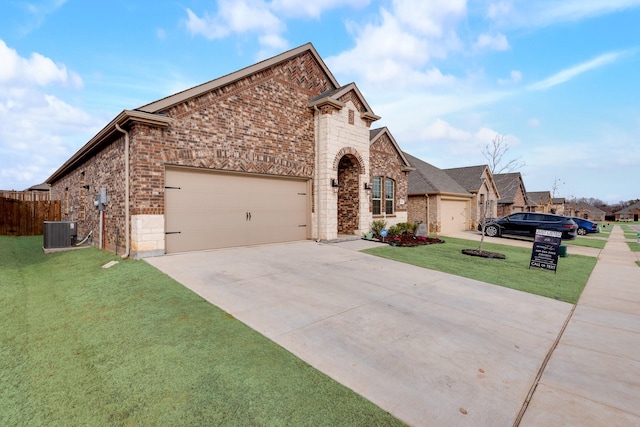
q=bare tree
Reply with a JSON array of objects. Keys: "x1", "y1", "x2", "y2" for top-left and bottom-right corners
[
  {"x1": 477, "y1": 134, "x2": 525, "y2": 254},
  {"x1": 551, "y1": 177, "x2": 564, "y2": 199},
  {"x1": 482, "y1": 134, "x2": 524, "y2": 175}
]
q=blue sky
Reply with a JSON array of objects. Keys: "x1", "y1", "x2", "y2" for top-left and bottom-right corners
[{"x1": 1, "y1": 0, "x2": 638, "y2": 204}]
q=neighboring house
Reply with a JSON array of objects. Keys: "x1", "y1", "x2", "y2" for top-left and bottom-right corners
[
  {"x1": 527, "y1": 191, "x2": 552, "y2": 213},
  {"x1": 46, "y1": 43, "x2": 411, "y2": 258},
  {"x1": 614, "y1": 201, "x2": 640, "y2": 221},
  {"x1": 1, "y1": 183, "x2": 51, "y2": 201},
  {"x1": 444, "y1": 165, "x2": 499, "y2": 228},
  {"x1": 404, "y1": 153, "x2": 473, "y2": 234},
  {"x1": 573, "y1": 202, "x2": 606, "y2": 221},
  {"x1": 493, "y1": 173, "x2": 529, "y2": 216},
  {"x1": 551, "y1": 197, "x2": 566, "y2": 215},
  {"x1": 575, "y1": 202, "x2": 606, "y2": 221}
]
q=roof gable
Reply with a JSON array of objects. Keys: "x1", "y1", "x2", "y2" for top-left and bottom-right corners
[
  {"x1": 494, "y1": 172, "x2": 527, "y2": 204},
  {"x1": 309, "y1": 82, "x2": 380, "y2": 122},
  {"x1": 139, "y1": 43, "x2": 339, "y2": 114},
  {"x1": 369, "y1": 127, "x2": 412, "y2": 169},
  {"x1": 444, "y1": 165, "x2": 490, "y2": 193}
]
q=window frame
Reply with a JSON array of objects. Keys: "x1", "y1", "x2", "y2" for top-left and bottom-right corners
[{"x1": 372, "y1": 176, "x2": 395, "y2": 216}]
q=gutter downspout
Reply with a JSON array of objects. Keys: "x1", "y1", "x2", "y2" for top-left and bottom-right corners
[
  {"x1": 115, "y1": 123, "x2": 130, "y2": 259},
  {"x1": 314, "y1": 105, "x2": 321, "y2": 242}
]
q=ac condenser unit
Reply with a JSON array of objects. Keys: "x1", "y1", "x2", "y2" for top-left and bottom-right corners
[{"x1": 43, "y1": 221, "x2": 78, "y2": 249}]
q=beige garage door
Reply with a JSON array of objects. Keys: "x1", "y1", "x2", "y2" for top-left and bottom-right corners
[
  {"x1": 440, "y1": 199, "x2": 468, "y2": 233},
  {"x1": 165, "y1": 168, "x2": 309, "y2": 253}
]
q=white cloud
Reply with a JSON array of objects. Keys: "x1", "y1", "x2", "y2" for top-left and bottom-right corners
[
  {"x1": 527, "y1": 50, "x2": 628, "y2": 91},
  {"x1": 528, "y1": 118, "x2": 541, "y2": 127},
  {"x1": 327, "y1": 0, "x2": 465, "y2": 89},
  {"x1": 186, "y1": 1, "x2": 283, "y2": 40},
  {"x1": 271, "y1": 0, "x2": 371, "y2": 18},
  {"x1": 475, "y1": 32, "x2": 509, "y2": 51},
  {"x1": 487, "y1": 0, "x2": 640, "y2": 28},
  {"x1": 0, "y1": 40, "x2": 97, "y2": 190},
  {"x1": 0, "y1": 40, "x2": 82, "y2": 88}
]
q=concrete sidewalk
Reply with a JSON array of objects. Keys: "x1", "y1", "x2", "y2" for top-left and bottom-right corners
[{"x1": 519, "y1": 226, "x2": 640, "y2": 426}]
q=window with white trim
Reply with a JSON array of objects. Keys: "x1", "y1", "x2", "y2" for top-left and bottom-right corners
[{"x1": 372, "y1": 177, "x2": 395, "y2": 215}]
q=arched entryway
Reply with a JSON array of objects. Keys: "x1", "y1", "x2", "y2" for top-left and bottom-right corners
[{"x1": 337, "y1": 155, "x2": 360, "y2": 234}]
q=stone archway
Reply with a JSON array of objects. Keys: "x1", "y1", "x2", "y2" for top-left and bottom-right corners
[{"x1": 337, "y1": 155, "x2": 360, "y2": 234}]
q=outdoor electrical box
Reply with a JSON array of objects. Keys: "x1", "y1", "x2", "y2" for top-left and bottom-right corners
[
  {"x1": 94, "y1": 187, "x2": 109, "y2": 211},
  {"x1": 43, "y1": 221, "x2": 78, "y2": 249}
]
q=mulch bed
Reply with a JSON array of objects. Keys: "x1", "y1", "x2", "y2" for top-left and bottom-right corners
[
  {"x1": 461, "y1": 249, "x2": 506, "y2": 259},
  {"x1": 382, "y1": 234, "x2": 445, "y2": 247}
]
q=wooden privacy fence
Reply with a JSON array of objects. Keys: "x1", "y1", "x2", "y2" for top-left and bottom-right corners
[{"x1": 0, "y1": 197, "x2": 61, "y2": 236}]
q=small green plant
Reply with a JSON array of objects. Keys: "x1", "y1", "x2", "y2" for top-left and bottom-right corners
[
  {"x1": 370, "y1": 219, "x2": 387, "y2": 238},
  {"x1": 394, "y1": 222, "x2": 417, "y2": 235},
  {"x1": 387, "y1": 225, "x2": 400, "y2": 237}
]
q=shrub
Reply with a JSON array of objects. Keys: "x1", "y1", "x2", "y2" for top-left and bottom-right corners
[
  {"x1": 394, "y1": 222, "x2": 417, "y2": 235},
  {"x1": 370, "y1": 219, "x2": 387, "y2": 238}
]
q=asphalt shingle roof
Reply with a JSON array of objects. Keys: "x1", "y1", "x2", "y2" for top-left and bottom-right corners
[
  {"x1": 403, "y1": 152, "x2": 470, "y2": 196},
  {"x1": 443, "y1": 165, "x2": 488, "y2": 192}
]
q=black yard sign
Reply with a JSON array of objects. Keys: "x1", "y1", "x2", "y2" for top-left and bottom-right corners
[{"x1": 529, "y1": 229, "x2": 562, "y2": 272}]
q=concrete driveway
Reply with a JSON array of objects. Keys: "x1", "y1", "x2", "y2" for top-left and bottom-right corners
[{"x1": 146, "y1": 240, "x2": 572, "y2": 426}]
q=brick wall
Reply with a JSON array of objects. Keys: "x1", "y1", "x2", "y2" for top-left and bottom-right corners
[
  {"x1": 50, "y1": 137, "x2": 127, "y2": 253},
  {"x1": 369, "y1": 133, "x2": 409, "y2": 216},
  {"x1": 51, "y1": 51, "x2": 334, "y2": 255},
  {"x1": 337, "y1": 155, "x2": 360, "y2": 234}
]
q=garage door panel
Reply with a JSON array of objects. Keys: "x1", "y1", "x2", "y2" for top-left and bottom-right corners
[
  {"x1": 165, "y1": 168, "x2": 308, "y2": 253},
  {"x1": 441, "y1": 200, "x2": 468, "y2": 233}
]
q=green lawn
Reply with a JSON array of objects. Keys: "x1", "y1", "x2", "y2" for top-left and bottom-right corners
[
  {"x1": 565, "y1": 236, "x2": 607, "y2": 249},
  {"x1": 0, "y1": 236, "x2": 402, "y2": 427},
  {"x1": 364, "y1": 237, "x2": 596, "y2": 304}
]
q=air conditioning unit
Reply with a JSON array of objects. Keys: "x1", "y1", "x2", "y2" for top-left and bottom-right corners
[{"x1": 43, "y1": 221, "x2": 78, "y2": 249}]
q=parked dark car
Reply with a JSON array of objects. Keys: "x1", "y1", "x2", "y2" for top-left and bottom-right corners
[
  {"x1": 479, "y1": 213, "x2": 578, "y2": 240},
  {"x1": 569, "y1": 217, "x2": 600, "y2": 235}
]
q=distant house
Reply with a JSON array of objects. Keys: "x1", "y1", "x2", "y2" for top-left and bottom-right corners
[
  {"x1": 404, "y1": 153, "x2": 473, "y2": 234},
  {"x1": 444, "y1": 165, "x2": 499, "y2": 228},
  {"x1": 527, "y1": 191, "x2": 552, "y2": 213},
  {"x1": 493, "y1": 172, "x2": 529, "y2": 216},
  {"x1": 573, "y1": 202, "x2": 606, "y2": 221},
  {"x1": 614, "y1": 201, "x2": 640, "y2": 221},
  {"x1": 0, "y1": 183, "x2": 51, "y2": 202},
  {"x1": 551, "y1": 197, "x2": 566, "y2": 215}
]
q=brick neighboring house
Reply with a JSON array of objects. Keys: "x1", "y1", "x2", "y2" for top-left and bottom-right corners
[
  {"x1": 614, "y1": 201, "x2": 640, "y2": 221},
  {"x1": 46, "y1": 43, "x2": 411, "y2": 258},
  {"x1": 493, "y1": 172, "x2": 529, "y2": 216},
  {"x1": 404, "y1": 153, "x2": 473, "y2": 234},
  {"x1": 444, "y1": 165, "x2": 499, "y2": 228},
  {"x1": 572, "y1": 202, "x2": 606, "y2": 221},
  {"x1": 551, "y1": 197, "x2": 566, "y2": 215},
  {"x1": 527, "y1": 191, "x2": 552, "y2": 213}
]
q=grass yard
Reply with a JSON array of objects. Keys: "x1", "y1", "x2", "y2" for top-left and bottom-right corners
[
  {"x1": 364, "y1": 237, "x2": 597, "y2": 304},
  {"x1": 565, "y1": 236, "x2": 607, "y2": 249},
  {"x1": 0, "y1": 236, "x2": 402, "y2": 427}
]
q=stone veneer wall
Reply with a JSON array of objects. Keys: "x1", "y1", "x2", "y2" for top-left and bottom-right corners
[{"x1": 313, "y1": 97, "x2": 372, "y2": 241}]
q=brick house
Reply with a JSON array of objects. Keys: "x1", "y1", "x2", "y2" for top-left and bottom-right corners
[
  {"x1": 573, "y1": 202, "x2": 606, "y2": 221},
  {"x1": 46, "y1": 43, "x2": 411, "y2": 258},
  {"x1": 526, "y1": 191, "x2": 552, "y2": 213},
  {"x1": 444, "y1": 165, "x2": 499, "y2": 228},
  {"x1": 493, "y1": 172, "x2": 529, "y2": 217},
  {"x1": 614, "y1": 201, "x2": 640, "y2": 221},
  {"x1": 404, "y1": 153, "x2": 473, "y2": 234}
]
